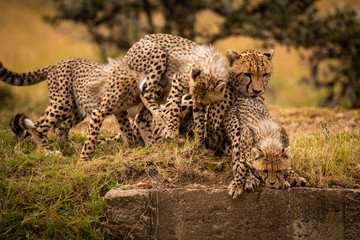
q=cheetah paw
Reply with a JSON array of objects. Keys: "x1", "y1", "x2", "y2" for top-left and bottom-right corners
[
  {"x1": 280, "y1": 180, "x2": 291, "y2": 190},
  {"x1": 228, "y1": 180, "x2": 244, "y2": 199},
  {"x1": 162, "y1": 127, "x2": 179, "y2": 140},
  {"x1": 244, "y1": 173, "x2": 260, "y2": 191},
  {"x1": 287, "y1": 176, "x2": 307, "y2": 187}
]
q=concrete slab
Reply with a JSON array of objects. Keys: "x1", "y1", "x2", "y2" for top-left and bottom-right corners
[{"x1": 105, "y1": 187, "x2": 360, "y2": 240}]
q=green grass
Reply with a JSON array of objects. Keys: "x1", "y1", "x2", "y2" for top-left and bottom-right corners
[{"x1": 0, "y1": 133, "x2": 113, "y2": 239}]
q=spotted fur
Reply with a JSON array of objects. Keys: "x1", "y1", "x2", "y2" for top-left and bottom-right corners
[{"x1": 1, "y1": 58, "x2": 146, "y2": 161}]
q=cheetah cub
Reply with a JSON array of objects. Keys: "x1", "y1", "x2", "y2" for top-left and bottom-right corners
[
  {"x1": 206, "y1": 97, "x2": 306, "y2": 199},
  {"x1": 1, "y1": 58, "x2": 146, "y2": 161},
  {"x1": 125, "y1": 33, "x2": 227, "y2": 143}
]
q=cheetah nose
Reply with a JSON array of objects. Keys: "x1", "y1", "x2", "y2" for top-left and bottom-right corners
[
  {"x1": 253, "y1": 89, "x2": 262, "y2": 94},
  {"x1": 269, "y1": 181, "x2": 276, "y2": 185}
]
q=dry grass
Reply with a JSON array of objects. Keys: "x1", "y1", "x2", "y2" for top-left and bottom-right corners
[{"x1": 292, "y1": 131, "x2": 360, "y2": 188}]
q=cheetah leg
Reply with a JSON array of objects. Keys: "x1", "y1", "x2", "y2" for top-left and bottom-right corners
[
  {"x1": 55, "y1": 113, "x2": 74, "y2": 139},
  {"x1": 32, "y1": 115, "x2": 51, "y2": 153},
  {"x1": 115, "y1": 111, "x2": 138, "y2": 147},
  {"x1": 139, "y1": 48, "x2": 168, "y2": 136},
  {"x1": 158, "y1": 74, "x2": 186, "y2": 140},
  {"x1": 192, "y1": 106, "x2": 207, "y2": 144},
  {"x1": 32, "y1": 107, "x2": 65, "y2": 155},
  {"x1": 222, "y1": 138, "x2": 233, "y2": 156},
  {"x1": 55, "y1": 111, "x2": 84, "y2": 147},
  {"x1": 227, "y1": 126, "x2": 254, "y2": 199},
  {"x1": 79, "y1": 108, "x2": 106, "y2": 162},
  {"x1": 31, "y1": 72, "x2": 75, "y2": 155},
  {"x1": 154, "y1": 93, "x2": 195, "y2": 141},
  {"x1": 177, "y1": 94, "x2": 195, "y2": 137},
  {"x1": 134, "y1": 105, "x2": 155, "y2": 145},
  {"x1": 130, "y1": 117, "x2": 144, "y2": 144},
  {"x1": 206, "y1": 96, "x2": 230, "y2": 138},
  {"x1": 179, "y1": 94, "x2": 193, "y2": 117}
]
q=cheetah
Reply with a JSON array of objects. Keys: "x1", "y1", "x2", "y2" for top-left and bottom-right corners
[
  {"x1": 206, "y1": 49, "x2": 275, "y2": 137},
  {"x1": 205, "y1": 96, "x2": 306, "y2": 199},
  {"x1": 125, "y1": 33, "x2": 227, "y2": 143},
  {"x1": 1, "y1": 58, "x2": 147, "y2": 161}
]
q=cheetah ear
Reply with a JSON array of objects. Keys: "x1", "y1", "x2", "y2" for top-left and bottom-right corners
[
  {"x1": 282, "y1": 146, "x2": 291, "y2": 158},
  {"x1": 191, "y1": 67, "x2": 201, "y2": 80},
  {"x1": 251, "y1": 148, "x2": 262, "y2": 160},
  {"x1": 263, "y1": 50, "x2": 274, "y2": 60},
  {"x1": 214, "y1": 81, "x2": 226, "y2": 94},
  {"x1": 226, "y1": 50, "x2": 240, "y2": 67}
]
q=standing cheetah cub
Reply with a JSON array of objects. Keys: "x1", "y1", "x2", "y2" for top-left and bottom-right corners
[
  {"x1": 206, "y1": 97, "x2": 306, "y2": 199},
  {"x1": 1, "y1": 58, "x2": 146, "y2": 161},
  {"x1": 125, "y1": 33, "x2": 227, "y2": 143}
]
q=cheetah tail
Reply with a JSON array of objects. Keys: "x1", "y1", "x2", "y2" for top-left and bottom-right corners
[
  {"x1": 0, "y1": 61, "x2": 53, "y2": 86},
  {"x1": 10, "y1": 113, "x2": 36, "y2": 139}
]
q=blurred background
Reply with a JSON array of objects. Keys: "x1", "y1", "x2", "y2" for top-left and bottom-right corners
[{"x1": 0, "y1": 0, "x2": 359, "y2": 117}]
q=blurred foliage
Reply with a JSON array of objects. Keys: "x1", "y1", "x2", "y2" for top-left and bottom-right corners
[{"x1": 46, "y1": 0, "x2": 360, "y2": 108}]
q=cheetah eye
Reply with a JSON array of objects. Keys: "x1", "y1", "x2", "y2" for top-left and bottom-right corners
[
  {"x1": 244, "y1": 73, "x2": 251, "y2": 78},
  {"x1": 263, "y1": 73, "x2": 269, "y2": 77},
  {"x1": 263, "y1": 170, "x2": 268, "y2": 173}
]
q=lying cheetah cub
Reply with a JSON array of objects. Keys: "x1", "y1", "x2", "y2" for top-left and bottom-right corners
[
  {"x1": 206, "y1": 96, "x2": 306, "y2": 199},
  {"x1": 1, "y1": 58, "x2": 145, "y2": 161}
]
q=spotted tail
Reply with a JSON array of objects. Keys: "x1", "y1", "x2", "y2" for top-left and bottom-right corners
[
  {"x1": 0, "y1": 61, "x2": 53, "y2": 86},
  {"x1": 10, "y1": 113, "x2": 36, "y2": 138}
]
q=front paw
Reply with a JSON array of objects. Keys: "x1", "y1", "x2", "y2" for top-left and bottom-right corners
[
  {"x1": 162, "y1": 127, "x2": 179, "y2": 140},
  {"x1": 280, "y1": 180, "x2": 291, "y2": 190},
  {"x1": 244, "y1": 173, "x2": 260, "y2": 191},
  {"x1": 153, "y1": 125, "x2": 165, "y2": 142},
  {"x1": 228, "y1": 179, "x2": 244, "y2": 199},
  {"x1": 152, "y1": 117, "x2": 166, "y2": 139},
  {"x1": 287, "y1": 175, "x2": 307, "y2": 187}
]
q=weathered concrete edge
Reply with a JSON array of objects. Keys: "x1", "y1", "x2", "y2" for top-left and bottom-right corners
[{"x1": 105, "y1": 187, "x2": 360, "y2": 240}]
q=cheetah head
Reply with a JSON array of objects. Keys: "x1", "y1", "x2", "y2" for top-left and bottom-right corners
[
  {"x1": 189, "y1": 67, "x2": 227, "y2": 107},
  {"x1": 247, "y1": 146, "x2": 291, "y2": 189},
  {"x1": 227, "y1": 49, "x2": 274, "y2": 99}
]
